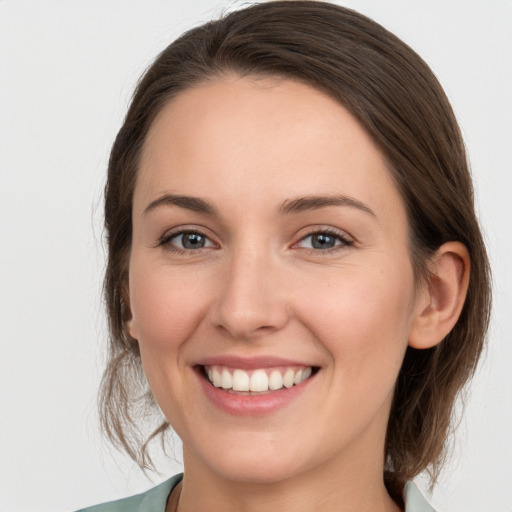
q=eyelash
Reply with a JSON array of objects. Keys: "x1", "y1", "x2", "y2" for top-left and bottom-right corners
[
  {"x1": 158, "y1": 227, "x2": 354, "y2": 255},
  {"x1": 158, "y1": 229, "x2": 215, "y2": 255},
  {"x1": 296, "y1": 228, "x2": 354, "y2": 254}
]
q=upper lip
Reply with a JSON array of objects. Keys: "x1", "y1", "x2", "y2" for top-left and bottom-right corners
[{"x1": 194, "y1": 355, "x2": 315, "y2": 370}]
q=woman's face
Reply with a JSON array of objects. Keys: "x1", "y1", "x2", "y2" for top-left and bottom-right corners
[{"x1": 128, "y1": 76, "x2": 422, "y2": 484}]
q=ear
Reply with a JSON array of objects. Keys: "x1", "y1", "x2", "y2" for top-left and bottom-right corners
[
  {"x1": 409, "y1": 242, "x2": 470, "y2": 349},
  {"x1": 126, "y1": 301, "x2": 139, "y2": 340},
  {"x1": 126, "y1": 316, "x2": 138, "y2": 340},
  {"x1": 122, "y1": 281, "x2": 139, "y2": 341}
]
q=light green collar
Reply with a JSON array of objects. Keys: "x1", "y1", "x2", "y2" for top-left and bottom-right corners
[{"x1": 404, "y1": 481, "x2": 437, "y2": 512}]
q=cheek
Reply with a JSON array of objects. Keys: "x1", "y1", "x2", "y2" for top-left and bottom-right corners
[
  {"x1": 295, "y1": 259, "x2": 415, "y2": 381},
  {"x1": 128, "y1": 260, "x2": 211, "y2": 350}
]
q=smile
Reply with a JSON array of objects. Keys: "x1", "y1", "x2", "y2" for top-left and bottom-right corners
[{"x1": 204, "y1": 365, "x2": 313, "y2": 394}]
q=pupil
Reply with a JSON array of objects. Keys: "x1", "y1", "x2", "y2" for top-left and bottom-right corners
[
  {"x1": 312, "y1": 234, "x2": 335, "y2": 249},
  {"x1": 183, "y1": 233, "x2": 205, "y2": 249}
]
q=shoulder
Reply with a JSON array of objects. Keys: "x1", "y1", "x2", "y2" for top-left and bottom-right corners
[
  {"x1": 404, "y1": 481, "x2": 437, "y2": 512},
  {"x1": 74, "y1": 473, "x2": 183, "y2": 512}
]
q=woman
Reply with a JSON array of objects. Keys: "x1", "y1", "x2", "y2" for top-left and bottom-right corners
[{"x1": 78, "y1": 1, "x2": 491, "y2": 510}]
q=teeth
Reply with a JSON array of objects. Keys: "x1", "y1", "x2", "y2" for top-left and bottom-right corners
[
  {"x1": 232, "y1": 369, "x2": 250, "y2": 391},
  {"x1": 204, "y1": 365, "x2": 314, "y2": 393},
  {"x1": 212, "y1": 367, "x2": 222, "y2": 387},
  {"x1": 221, "y1": 368, "x2": 232, "y2": 390},
  {"x1": 250, "y1": 370, "x2": 269, "y2": 392},
  {"x1": 268, "y1": 370, "x2": 283, "y2": 390},
  {"x1": 282, "y1": 368, "x2": 295, "y2": 388},
  {"x1": 301, "y1": 367, "x2": 312, "y2": 382}
]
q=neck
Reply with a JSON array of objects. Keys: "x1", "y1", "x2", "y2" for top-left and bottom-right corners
[{"x1": 175, "y1": 443, "x2": 402, "y2": 512}]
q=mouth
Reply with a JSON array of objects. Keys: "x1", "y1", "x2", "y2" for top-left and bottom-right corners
[{"x1": 199, "y1": 364, "x2": 318, "y2": 395}]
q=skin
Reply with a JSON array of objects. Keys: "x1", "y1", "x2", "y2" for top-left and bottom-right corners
[{"x1": 127, "y1": 76, "x2": 469, "y2": 512}]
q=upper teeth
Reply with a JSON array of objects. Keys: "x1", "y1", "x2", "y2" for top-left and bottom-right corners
[{"x1": 205, "y1": 365, "x2": 313, "y2": 393}]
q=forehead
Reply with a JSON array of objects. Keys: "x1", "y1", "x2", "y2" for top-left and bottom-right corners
[{"x1": 135, "y1": 75, "x2": 404, "y2": 222}]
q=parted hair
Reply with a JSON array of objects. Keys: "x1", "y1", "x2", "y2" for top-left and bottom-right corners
[{"x1": 99, "y1": 0, "x2": 491, "y2": 500}]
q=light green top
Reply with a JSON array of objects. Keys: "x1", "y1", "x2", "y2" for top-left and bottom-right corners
[
  {"x1": 75, "y1": 474, "x2": 436, "y2": 512},
  {"x1": 74, "y1": 474, "x2": 182, "y2": 512}
]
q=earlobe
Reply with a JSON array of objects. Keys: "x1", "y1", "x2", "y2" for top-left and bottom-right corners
[
  {"x1": 125, "y1": 301, "x2": 138, "y2": 340},
  {"x1": 127, "y1": 317, "x2": 138, "y2": 340},
  {"x1": 409, "y1": 242, "x2": 470, "y2": 349},
  {"x1": 123, "y1": 284, "x2": 138, "y2": 340}
]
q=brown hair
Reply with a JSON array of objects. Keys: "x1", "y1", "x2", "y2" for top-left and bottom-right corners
[{"x1": 99, "y1": 0, "x2": 491, "y2": 499}]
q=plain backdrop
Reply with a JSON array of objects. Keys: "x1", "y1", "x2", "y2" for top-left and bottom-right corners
[{"x1": 1, "y1": 1, "x2": 511, "y2": 511}]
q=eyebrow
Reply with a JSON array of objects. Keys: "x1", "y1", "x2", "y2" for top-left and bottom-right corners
[
  {"x1": 144, "y1": 194, "x2": 217, "y2": 216},
  {"x1": 143, "y1": 193, "x2": 375, "y2": 218},
  {"x1": 279, "y1": 195, "x2": 375, "y2": 217}
]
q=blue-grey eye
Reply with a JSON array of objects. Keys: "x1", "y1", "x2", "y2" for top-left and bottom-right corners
[
  {"x1": 310, "y1": 233, "x2": 338, "y2": 249},
  {"x1": 297, "y1": 231, "x2": 350, "y2": 250},
  {"x1": 181, "y1": 233, "x2": 206, "y2": 249},
  {"x1": 180, "y1": 233, "x2": 206, "y2": 249},
  {"x1": 166, "y1": 231, "x2": 214, "y2": 250}
]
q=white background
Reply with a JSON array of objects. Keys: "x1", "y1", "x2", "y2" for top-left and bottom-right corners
[{"x1": 1, "y1": 1, "x2": 511, "y2": 511}]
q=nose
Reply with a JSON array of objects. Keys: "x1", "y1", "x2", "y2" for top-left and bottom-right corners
[{"x1": 210, "y1": 248, "x2": 290, "y2": 341}]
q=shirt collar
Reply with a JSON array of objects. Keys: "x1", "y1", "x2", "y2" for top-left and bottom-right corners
[{"x1": 404, "y1": 481, "x2": 437, "y2": 512}]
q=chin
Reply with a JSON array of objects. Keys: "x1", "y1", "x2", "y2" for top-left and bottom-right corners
[
  {"x1": 207, "y1": 454, "x2": 307, "y2": 485},
  {"x1": 187, "y1": 429, "x2": 320, "y2": 485}
]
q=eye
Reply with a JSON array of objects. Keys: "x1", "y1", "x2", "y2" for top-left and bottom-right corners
[
  {"x1": 161, "y1": 230, "x2": 215, "y2": 251},
  {"x1": 296, "y1": 230, "x2": 353, "y2": 251}
]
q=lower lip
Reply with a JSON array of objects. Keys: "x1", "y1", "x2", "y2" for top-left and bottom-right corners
[{"x1": 196, "y1": 369, "x2": 314, "y2": 416}]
